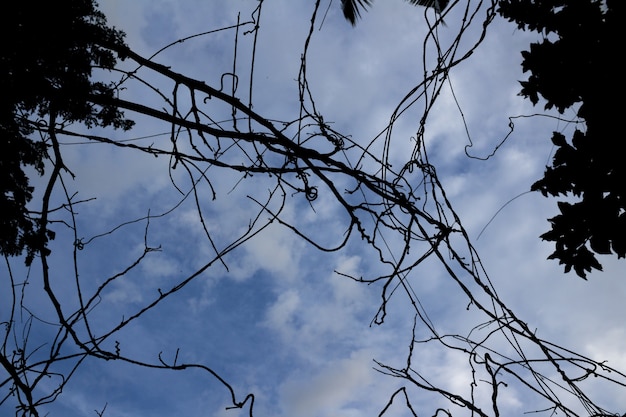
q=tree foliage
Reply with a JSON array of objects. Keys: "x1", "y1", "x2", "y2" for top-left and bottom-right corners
[
  {"x1": 0, "y1": 0, "x2": 133, "y2": 264},
  {"x1": 498, "y1": 0, "x2": 624, "y2": 277}
]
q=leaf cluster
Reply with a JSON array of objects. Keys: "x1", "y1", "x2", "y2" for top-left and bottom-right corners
[
  {"x1": 498, "y1": 0, "x2": 624, "y2": 277},
  {"x1": 0, "y1": 0, "x2": 134, "y2": 263}
]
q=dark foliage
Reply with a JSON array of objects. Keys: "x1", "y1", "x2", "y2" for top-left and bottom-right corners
[
  {"x1": 498, "y1": 0, "x2": 624, "y2": 278},
  {"x1": 340, "y1": 0, "x2": 449, "y2": 25},
  {"x1": 0, "y1": 0, "x2": 133, "y2": 264}
]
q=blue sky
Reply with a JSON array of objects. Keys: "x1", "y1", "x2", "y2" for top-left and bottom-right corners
[{"x1": 3, "y1": 1, "x2": 625, "y2": 416}]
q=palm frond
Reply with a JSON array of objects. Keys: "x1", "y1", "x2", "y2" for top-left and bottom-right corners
[
  {"x1": 405, "y1": 0, "x2": 450, "y2": 14},
  {"x1": 341, "y1": 0, "x2": 373, "y2": 26},
  {"x1": 341, "y1": 0, "x2": 449, "y2": 25}
]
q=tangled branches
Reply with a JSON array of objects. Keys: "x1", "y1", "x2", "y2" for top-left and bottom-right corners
[{"x1": 2, "y1": 1, "x2": 625, "y2": 416}]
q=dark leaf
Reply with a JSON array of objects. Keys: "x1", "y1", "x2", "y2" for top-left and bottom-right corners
[
  {"x1": 589, "y1": 236, "x2": 611, "y2": 255},
  {"x1": 551, "y1": 132, "x2": 567, "y2": 147}
]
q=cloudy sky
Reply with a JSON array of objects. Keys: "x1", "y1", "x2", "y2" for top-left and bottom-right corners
[{"x1": 5, "y1": 1, "x2": 625, "y2": 417}]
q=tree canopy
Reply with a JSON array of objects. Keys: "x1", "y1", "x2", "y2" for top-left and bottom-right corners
[
  {"x1": 0, "y1": 0, "x2": 132, "y2": 264},
  {"x1": 498, "y1": 0, "x2": 624, "y2": 277}
]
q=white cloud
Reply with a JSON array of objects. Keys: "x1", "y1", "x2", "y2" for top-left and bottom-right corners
[
  {"x1": 103, "y1": 278, "x2": 145, "y2": 305},
  {"x1": 265, "y1": 289, "x2": 301, "y2": 331},
  {"x1": 279, "y1": 350, "x2": 377, "y2": 417}
]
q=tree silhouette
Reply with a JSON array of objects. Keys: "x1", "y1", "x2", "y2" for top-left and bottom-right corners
[
  {"x1": 2, "y1": 0, "x2": 625, "y2": 416},
  {"x1": 0, "y1": 0, "x2": 133, "y2": 265},
  {"x1": 498, "y1": 0, "x2": 624, "y2": 278}
]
